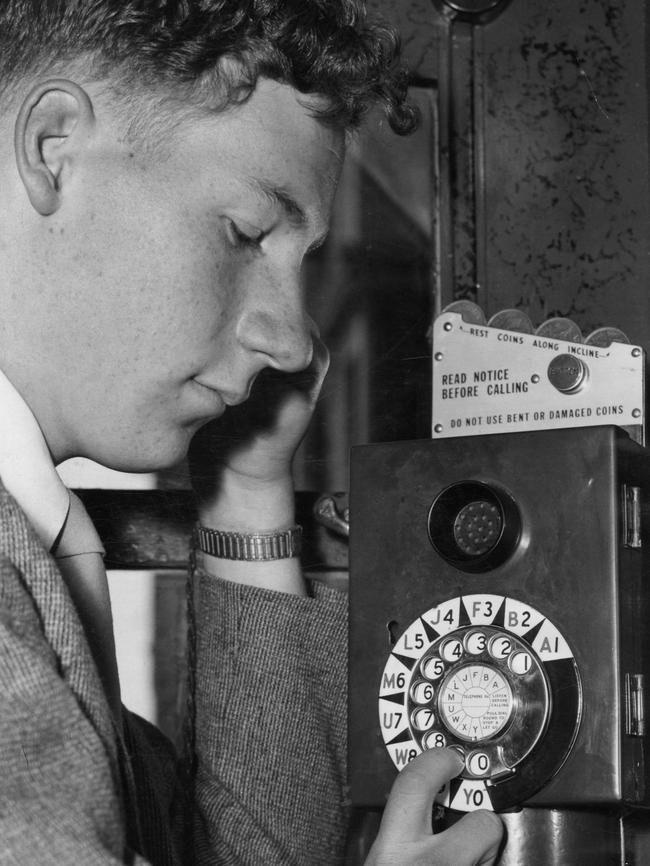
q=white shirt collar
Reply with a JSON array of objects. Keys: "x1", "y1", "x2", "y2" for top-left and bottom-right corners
[{"x1": 0, "y1": 368, "x2": 69, "y2": 549}]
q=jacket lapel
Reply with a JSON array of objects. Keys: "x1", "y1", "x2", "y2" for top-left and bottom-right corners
[{"x1": 0, "y1": 481, "x2": 120, "y2": 768}]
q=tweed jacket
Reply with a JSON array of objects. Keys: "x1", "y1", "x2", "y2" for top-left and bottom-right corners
[{"x1": 0, "y1": 481, "x2": 348, "y2": 865}]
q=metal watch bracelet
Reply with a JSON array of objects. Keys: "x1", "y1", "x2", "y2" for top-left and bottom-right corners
[{"x1": 194, "y1": 524, "x2": 303, "y2": 561}]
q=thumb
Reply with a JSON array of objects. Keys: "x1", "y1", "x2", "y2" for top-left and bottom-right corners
[
  {"x1": 380, "y1": 749, "x2": 464, "y2": 840},
  {"x1": 428, "y1": 811, "x2": 504, "y2": 865}
]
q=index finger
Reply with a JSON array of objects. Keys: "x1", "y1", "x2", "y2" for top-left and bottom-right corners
[{"x1": 380, "y1": 749, "x2": 464, "y2": 841}]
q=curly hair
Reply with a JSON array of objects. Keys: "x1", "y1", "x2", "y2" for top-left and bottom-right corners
[{"x1": 0, "y1": 0, "x2": 416, "y2": 134}]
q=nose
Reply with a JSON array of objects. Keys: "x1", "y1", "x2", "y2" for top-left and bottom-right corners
[{"x1": 236, "y1": 296, "x2": 314, "y2": 373}]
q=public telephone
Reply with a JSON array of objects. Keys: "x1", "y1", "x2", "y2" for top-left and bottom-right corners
[{"x1": 348, "y1": 307, "x2": 650, "y2": 828}]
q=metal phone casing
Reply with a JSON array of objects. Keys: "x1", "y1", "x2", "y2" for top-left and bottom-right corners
[{"x1": 349, "y1": 427, "x2": 650, "y2": 809}]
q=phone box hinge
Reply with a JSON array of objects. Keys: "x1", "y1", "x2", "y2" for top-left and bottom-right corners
[
  {"x1": 625, "y1": 674, "x2": 645, "y2": 737},
  {"x1": 623, "y1": 485, "x2": 642, "y2": 549}
]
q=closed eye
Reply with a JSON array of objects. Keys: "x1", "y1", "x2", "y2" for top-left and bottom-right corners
[{"x1": 225, "y1": 218, "x2": 266, "y2": 250}]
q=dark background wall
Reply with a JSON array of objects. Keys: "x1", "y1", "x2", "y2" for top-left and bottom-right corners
[
  {"x1": 295, "y1": 0, "x2": 650, "y2": 492},
  {"x1": 481, "y1": 0, "x2": 650, "y2": 341},
  {"x1": 374, "y1": 0, "x2": 650, "y2": 336}
]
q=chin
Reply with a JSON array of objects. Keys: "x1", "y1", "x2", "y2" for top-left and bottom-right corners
[{"x1": 83, "y1": 428, "x2": 193, "y2": 474}]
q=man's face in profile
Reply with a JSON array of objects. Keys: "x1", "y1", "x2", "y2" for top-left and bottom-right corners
[{"x1": 13, "y1": 79, "x2": 344, "y2": 471}]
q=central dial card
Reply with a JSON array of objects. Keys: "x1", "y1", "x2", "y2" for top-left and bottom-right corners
[{"x1": 438, "y1": 662, "x2": 513, "y2": 740}]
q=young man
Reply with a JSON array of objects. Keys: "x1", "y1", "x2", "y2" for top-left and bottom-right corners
[{"x1": 0, "y1": 2, "x2": 502, "y2": 864}]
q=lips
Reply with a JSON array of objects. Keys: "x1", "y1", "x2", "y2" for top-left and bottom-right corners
[
  {"x1": 221, "y1": 392, "x2": 249, "y2": 407},
  {"x1": 192, "y1": 378, "x2": 248, "y2": 409},
  {"x1": 189, "y1": 378, "x2": 225, "y2": 413}
]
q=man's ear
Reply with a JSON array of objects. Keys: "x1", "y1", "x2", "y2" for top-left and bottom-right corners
[{"x1": 14, "y1": 79, "x2": 95, "y2": 216}]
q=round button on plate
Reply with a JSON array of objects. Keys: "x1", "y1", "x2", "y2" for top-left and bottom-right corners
[{"x1": 547, "y1": 353, "x2": 588, "y2": 394}]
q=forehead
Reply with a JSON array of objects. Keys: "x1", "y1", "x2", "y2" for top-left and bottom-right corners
[{"x1": 163, "y1": 79, "x2": 345, "y2": 232}]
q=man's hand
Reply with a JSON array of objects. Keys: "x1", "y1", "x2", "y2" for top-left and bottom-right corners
[
  {"x1": 189, "y1": 333, "x2": 329, "y2": 521},
  {"x1": 365, "y1": 750, "x2": 504, "y2": 866},
  {"x1": 187, "y1": 332, "x2": 328, "y2": 594}
]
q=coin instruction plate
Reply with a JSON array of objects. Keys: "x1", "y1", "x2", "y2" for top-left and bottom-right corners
[{"x1": 432, "y1": 313, "x2": 645, "y2": 441}]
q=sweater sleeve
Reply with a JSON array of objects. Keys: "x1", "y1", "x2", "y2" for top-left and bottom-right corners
[{"x1": 189, "y1": 570, "x2": 349, "y2": 866}]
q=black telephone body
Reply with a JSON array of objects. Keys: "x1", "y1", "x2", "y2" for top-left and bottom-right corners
[{"x1": 349, "y1": 426, "x2": 650, "y2": 813}]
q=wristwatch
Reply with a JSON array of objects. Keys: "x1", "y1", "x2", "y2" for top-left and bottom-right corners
[{"x1": 194, "y1": 524, "x2": 303, "y2": 561}]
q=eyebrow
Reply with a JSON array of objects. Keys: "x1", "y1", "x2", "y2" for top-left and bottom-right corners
[
  {"x1": 246, "y1": 177, "x2": 329, "y2": 251},
  {"x1": 256, "y1": 179, "x2": 307, "y2": 227}
]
